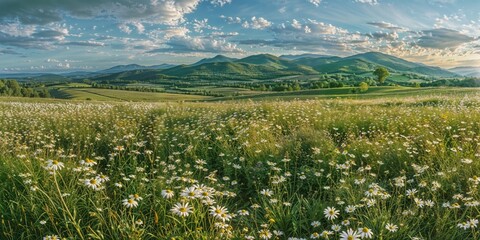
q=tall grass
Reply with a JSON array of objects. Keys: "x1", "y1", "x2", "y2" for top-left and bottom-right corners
[{"x1": 0, "y1": 95, "x2": 479, "y2": 239}]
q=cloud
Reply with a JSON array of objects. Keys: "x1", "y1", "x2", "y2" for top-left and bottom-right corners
[
  {"x1": 367, "y1": 21, "x2": 407, "y2": 32},
  {"x1": 0, "y1": 0, "x2": 203, "y2": 26},
  {"x1": 62, "y1": 41, "x2": 106, "y2": 47},
  {"x1": 210, "y1": 0, "x2": 232, "y2": 7},
  {"x1": 307, "y1": 0, "x2": 322, "y2": 7},
  {"x1": 148, "y1": 36, "x2": 244, "y2": 54},
  {"x1": 354, "y1": 0, "x2": 378, "y2": 5},
  {"x1": 417, "y1": 28, "x2": 475, "y2": 49},
  {"x1": 242, "y1": 17, "x2": 272, "y2": 30},
  {"x1": 366, "y1": 31, "x2": 399, "y2": 41}
]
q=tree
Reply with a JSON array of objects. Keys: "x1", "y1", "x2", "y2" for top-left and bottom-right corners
[
  {"x1": 359, "y1": 82, "x2": 369, "y2": 93},
  {"x1": 373, "y1": 67, "x2": 390, "y2": 84}
]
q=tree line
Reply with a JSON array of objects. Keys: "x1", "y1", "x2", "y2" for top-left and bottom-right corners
[{"x1": 0, "y1": 79, "x2": 51, "y2": 98}]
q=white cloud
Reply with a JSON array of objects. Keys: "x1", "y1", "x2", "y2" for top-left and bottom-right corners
[
  {"x1": 210, "y1": 0, "x2": 232, "y2": 7},
  {"x1": 118, "y1": 23, "x2": 132, "y2": 34},
  {"x1": 242, "y1": 17, "x2": 272, "y2": 30},
  {"x1": 0, "y1": 0, "x2": 203, "y2": 26},
  {"x1": 307, "y1": 0, "x2": 322, "y2": 7},
  {"x1": 354, "y1": 0, "x2": 379, "y2": 5},
  {"x1": 132, "y1": 22, "x2": 145, "y2": 34},
  {"x1": 291, "y1": 19, "x2": 302, "y2": 30},
  {"x1": 149, "y1": 35, "x2": 244, "y2": 54}
]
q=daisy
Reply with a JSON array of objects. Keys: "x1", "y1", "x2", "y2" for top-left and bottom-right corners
[
  {"x1": 180, "y1": 186, "x2": 200, "y2": 199},
  {"x1": 340, "y1": 228, "x2": 361, "y2": 240},
  {"x1": 171, "y1": 202, "x2": 193, "y2": 217},
  {"x1": 209, "y1": 205, "x2": 228, "y2": 219},
  {"x1": 122, "y1": 198, "x2": 139, "y2": 208},
  {"x1": 43, "y1": 235, "x2": 60, "y2": 240},
  {"x1": 321, "y1": 230, "x2": 334, "y2": 238},
  {"x1": 84, "y1": 178, "x2": 102, "y2": 190},
  {"x1": 385, "y1": 223, "x2": 398, "y2": 232},
  {"x1": 324, "y1": 206, "x2": 340, "y2": 220},
  {"x1": 237, "y1": 209, "x2": 250, "y2": 216},
  {"x1": 358, "y1": 227, "x2": 374, "y2": 239},
  {"x1": 311, "y1": 220, "x2": 321, "y2": 227},
  {"x1": 46, "y1": 160, "x2": 64, "y2": 171},
  {"x1": 258, "y1": 229, "x2": 272, "y2": 239},
  {"x1": 129, "y1": 193, "x2": 143, "y2": 201},
  {"x1": 161, "y1": 189, "x2": 175, "y2": 199},
  {"x1": 345, "y1": 205, "x2": 356, "y2": 213}
]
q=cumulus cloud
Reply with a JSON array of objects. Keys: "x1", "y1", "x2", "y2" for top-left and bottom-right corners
[
  {"x1": 210, "y1": 0, "x2": 232, "y2": 7},
  {"x1": 355, "y1": 0, "x2": 378, "y2": 5},
  {"x1": 242, "y1": 17, "x2": 272, "y2": 30},
  {"x1": 148, "y1": 36, "x2": 244, "y2": 54},
  {"x1": 307, "y1": 0, "x2": 322, "y2": 7},
  {"x1": 0, "y1": 0, "x2": 203, "y2": 26},
  {"x1": 417, "y1": 28, "x2": 475, "y2": 49},
  {"x1": 366, "y1": 31, "x2": 399, "y2": 41}
]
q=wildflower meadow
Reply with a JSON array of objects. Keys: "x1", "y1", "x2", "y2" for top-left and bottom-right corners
[{"x1": 1, "y1": 95, "x2": 480, "y2": 239}]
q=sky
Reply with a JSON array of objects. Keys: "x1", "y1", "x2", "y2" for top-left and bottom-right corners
[{"x1": 0, "y1": 0, "x2": 479, "y2": 73}]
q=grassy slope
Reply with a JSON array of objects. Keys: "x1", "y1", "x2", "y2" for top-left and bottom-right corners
[{"x1": 52, "y1": 87, "x2": 211, "y2": 102}]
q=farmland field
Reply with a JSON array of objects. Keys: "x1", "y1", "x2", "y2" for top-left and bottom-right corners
[{"x1": 1, "y1": 92, "x2": 480, "y2": 239}]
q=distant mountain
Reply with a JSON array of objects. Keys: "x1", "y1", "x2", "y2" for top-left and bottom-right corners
[
  {"x1": 341, "y1": 52, "x2": 456, "y2": 77},
  {"x1": 280, "y1": 54, "x2": 332, "y2": 60},
  {"x1": 450, "y1": 67, "x2": 480, "y2": 77},
  {"x1": 79, "y1": 52, "x2": 460, "y2": 81},
  {"x1": 193, "y1": 55, "x2": 237, "y2": 66},
  {"x1": 97, "y1": 63, "x2": 176, "y2": 74}
]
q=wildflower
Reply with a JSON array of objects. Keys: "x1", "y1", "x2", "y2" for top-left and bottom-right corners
[
  {"x1": 345, "y1": 205, "x2": 356, "y2": 213},
  {"x1": 43, "y1": 235, "x2": 60, "y2": 240},
  {"x1": 39, "y1": 220, "x2": 47, "y2": 225},
  {"x1": 171, "y1": 202, "x2": 193, "y2": 217},
  {"x1": 340, "y1": 228, "x2": 361, "y2": 240},
  {"x1": 161, "y1": 189, "x2": 175, "y2": 199},
  {"x1": 181, "y1": 186, "x2": 200, "y2": 199},
  {"x1": 311, "y1": 232, "x2": 320, "y2": 239},
  {"x1": 129, "y1": 193, "x2": 143, "y2": 201},
  {"x1": 385, "y1": 223, "x2": 398, "y2": 232},
  {"x1": 324, "y1": 206, "x2": 340, "y2": 220},
  {"x1": 311, "y1": 221, "x2": 321, "y2": 227},
  {"x1": 135, "y1": 219, "x2": 143, "y2": 225},
  {"x1": 358, "y1": 227, "x2": 373, "y2": 239},
  {"x1": 209, "y1": 205, "x2": 231, "y2": 222},
  {"x1": 81, "y1": 158, "x2": 97, "y2": 167},
  {"x1": 46, "y1": 160, "x2": 64, "y2": 171},
  {"x1": 469, "y1": 219, "x2": 479, "y2": 228},
  {"x1": 84, "y1": 178, "x2": 102, "y2": 190},
  {"x1": 122, "y1": 198, "x2": 139, "y2": 208},
  {"x1": 258, "y1": 229, "x2": 272, "y2": 239},
  {"x1": 237, "y1": 209, "x2": 249, "y2": 216},
  {"x1": 321, "y1": 230, "x2": 333, "y2": 238},
  {"x1": 273, "y1": 230, "x2": 284, "y2": 236},
  {"x1": 331, "y1": 224, "x2": 342, "y2": 232},
  {"x1": 260, "y1": 189, "x2": 273, "y2": 197},
  {"x1": 457, "y1": 222, "x2": 470, "y2": 230}
]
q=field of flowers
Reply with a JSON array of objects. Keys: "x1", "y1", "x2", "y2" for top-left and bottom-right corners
[{"x1": 0, "y1": 95, "x2": 480, "y2": 239}]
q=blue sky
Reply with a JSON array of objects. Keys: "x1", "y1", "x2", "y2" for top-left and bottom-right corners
[{"x1": 0, "y1": 0, "x2": 478, "y2": 72}]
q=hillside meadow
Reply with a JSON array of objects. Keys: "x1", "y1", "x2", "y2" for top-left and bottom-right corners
[{"x1": 0, "y1": 93, "x2": 480, "y2": 239}]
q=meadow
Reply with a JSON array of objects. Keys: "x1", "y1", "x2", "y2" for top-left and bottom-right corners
[{"x1": 1, "y1": 92, "x2": 480, "y2": 239}]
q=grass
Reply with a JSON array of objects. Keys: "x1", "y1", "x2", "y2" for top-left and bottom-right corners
[
  {"x1": 0, "y1": 91, "x2": 480, "y2": 239},
  {"x1": 51, "y1": 87, "x2": 211, "y2": 101},
  {"x1": 211, "y1": 86, "x2": 480, "y2": 101}
]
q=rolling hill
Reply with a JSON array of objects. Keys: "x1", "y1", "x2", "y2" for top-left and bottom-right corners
[{"x1": 77, "y1": 52, "x2": 460, "y2": 81}]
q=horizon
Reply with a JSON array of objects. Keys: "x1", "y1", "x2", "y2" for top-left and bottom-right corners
[{"x1": 0, "y1": 0, "x2": 479, "y2": 73}]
